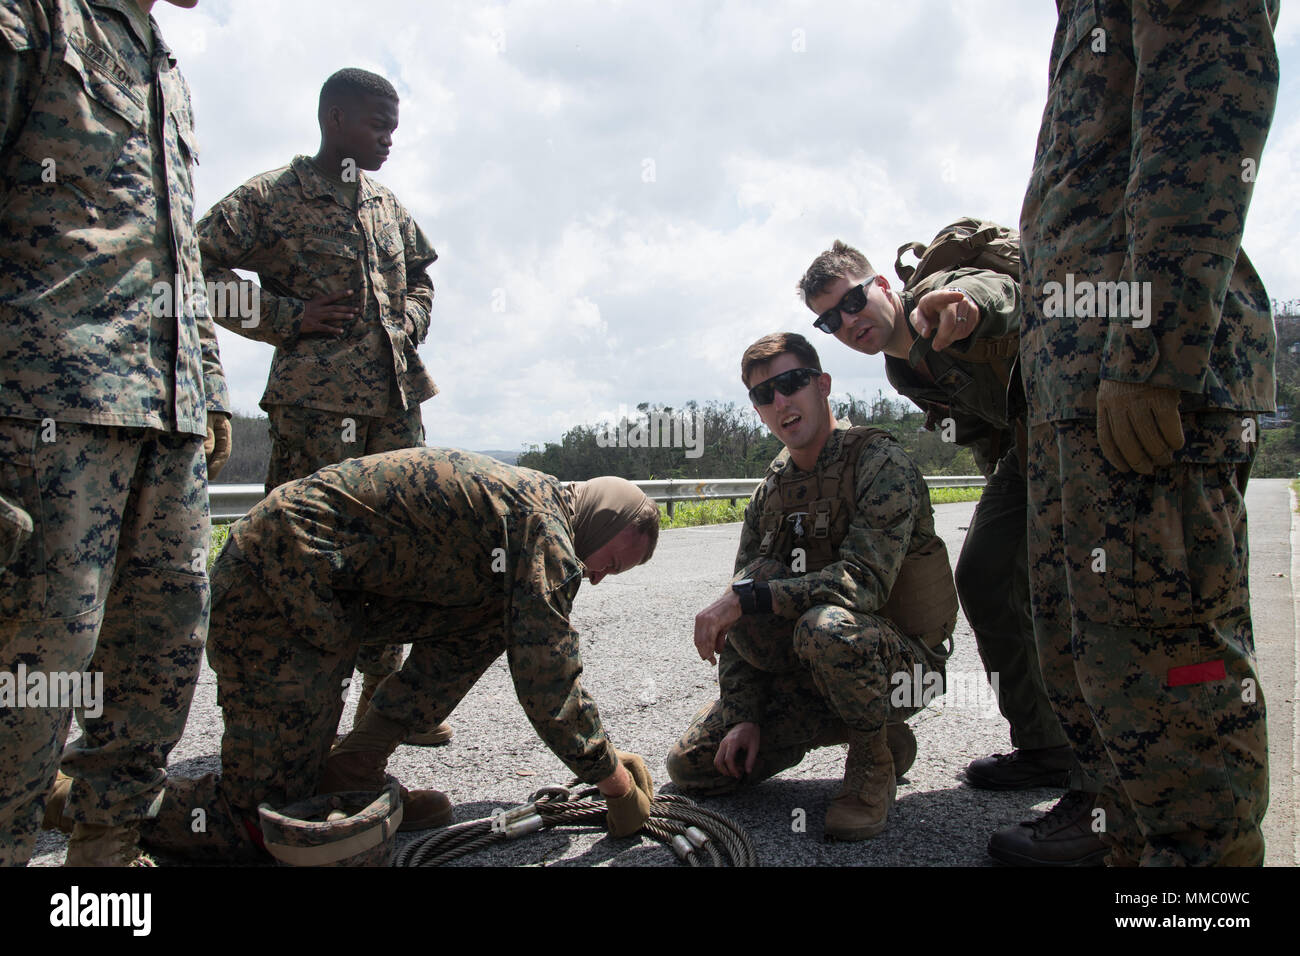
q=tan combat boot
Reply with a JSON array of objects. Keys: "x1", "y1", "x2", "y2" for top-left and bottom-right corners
[
  {"x1": 824, "y1": 727, "x2": 896, "y2": 841},
  {"x1": 809, "y1": 720, "x2": 915, "y2": 781},
  {"x1": 886, "y1": 721, "x2": 917, "y2": 779},
  {"x1": 42, "y1": 772, "x2": 76, "y2": 834},
  {"x1": 65, "y1": 822, "x2": 156, "y2": 867},
  {"x1": 324, "y1": 709, "x2": 453, "y2": 832},
  {"x1": 318, "y1": 751, "x2": 452, "y2": 832},
  {"x1": 354, "y1": 673, "x2": 453, "y2": 747}
]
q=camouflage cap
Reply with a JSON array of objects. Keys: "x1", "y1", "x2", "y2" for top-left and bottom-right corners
[{"x1": 258, "y1": 780, "x2": 403, "y2": 867}]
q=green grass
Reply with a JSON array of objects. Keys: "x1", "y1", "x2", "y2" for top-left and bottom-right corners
[
  {"x1": 658, "y1": 485, "x2": 984, "y2": 529},
  {"x1": 1292, "y1": 479, "x2": 1300, "y2": 514},
  {"x1": 929, "y1": 486, "x2": 985, "y2": 505},
  {"x1": 659, "y1": 499, "x2": 747, "y2": 528},
  {"x1": 209, "y1": 523, "x2": 231, "y2": 570}
]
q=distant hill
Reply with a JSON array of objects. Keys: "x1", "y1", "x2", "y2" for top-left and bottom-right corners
[{"x1": 473, "y1": 449, "x2": 520, "y2": 465}]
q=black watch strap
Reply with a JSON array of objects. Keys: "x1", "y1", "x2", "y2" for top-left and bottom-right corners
[
  {"x1": 733, "y1": 579, "x2": 756, "y2": 614},
  {"x1": 733, "y1": 579, "x2": 773, "y2": 615}
]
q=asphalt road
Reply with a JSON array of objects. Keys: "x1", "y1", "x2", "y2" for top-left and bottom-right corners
[{"x1": 30, "y1": 479, "x2": 1298, "y2": 867}]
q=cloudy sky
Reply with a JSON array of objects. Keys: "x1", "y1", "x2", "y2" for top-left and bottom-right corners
[{"x1": 155, "y1": 0, "x2": 1300, "y2": 454}]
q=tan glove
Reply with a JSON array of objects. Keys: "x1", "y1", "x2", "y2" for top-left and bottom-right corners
[
  {"x1": 0, "y1": 492, "x2": 33, "y2": 571},
  {"x1": 205, "y1": 412, "x2": 232, "y2": 481},
  {"x1": 1096, "y1": 380, "x2": 1184, "y2": 474},
  {"x1": 604, "y1": 750, "x2": 654, "y2": 838}
]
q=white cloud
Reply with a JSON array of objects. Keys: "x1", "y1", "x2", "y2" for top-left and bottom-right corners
[{"x1": 158, "y1": 0, "x2": 1298, "y2": 455}]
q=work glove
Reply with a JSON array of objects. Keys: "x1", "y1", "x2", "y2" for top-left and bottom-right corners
[
  {"x1": 205, "y1": 412, "x2": 233, "y2": 481},
  {"x1": 604, "y1": 750, "x2": 654, "y2": 837},
  {"x1": 0, "y1": 492, "x2": 33, "y2": 571},
  {"x1": 1096, "y1": 380, "x2": 1184, "y2": 475}
]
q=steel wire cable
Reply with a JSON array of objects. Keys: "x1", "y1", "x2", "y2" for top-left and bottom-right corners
[{"x1": 394, "y1": 786, "x2": 758, "y2": 867}]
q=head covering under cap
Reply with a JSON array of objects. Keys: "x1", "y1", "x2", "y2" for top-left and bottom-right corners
[{"x1": 565, "y1": 476, "x2": 654, "y2": 561}]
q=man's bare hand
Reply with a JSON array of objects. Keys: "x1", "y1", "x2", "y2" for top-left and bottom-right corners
[
  {"x1": 714, "y1": 722, "x2": 760, "y2": 779},
  {"x1": 912, "y1": 287, "x2": 980, "y2": 351},
  {"x1": 300, "y1": 289, "x2": 357, "y2": 337},
  {"x1": 694, "y1": 589, "x2": 743, "y2": 665}
]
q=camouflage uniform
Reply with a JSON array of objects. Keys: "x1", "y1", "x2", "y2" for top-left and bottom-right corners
[
  {"x1": 0, "y1": 0, "x2": 227, "y2": 864},
  {"x1": 886, "y1": 266, "x2": 1067, "y2": 754},
  {"x1": 668, "y1": 423, "x2": 956, "y2": 793},
  {"x1": 199, "y1": 153, "x2": 439, "y2": 678},
  {"x1": 145, "y1": 448, "x2": 620, "y2": 852},
  {"x1": 1018, "y1": 0, "x2": 1277, "y2": 864}
]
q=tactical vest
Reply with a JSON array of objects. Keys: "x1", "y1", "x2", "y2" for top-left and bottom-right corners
[{"x1": 755, "y1": 426, "x2": 958, "y2": 646}]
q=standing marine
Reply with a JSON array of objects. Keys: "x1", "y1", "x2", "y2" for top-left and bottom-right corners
[
  {"x1": 1002, "y1": 0, "x2": 1277, "y2": 866},
  {"x1": 0, "y1": 0, "x2": 230, "y2": 866},
  {"x1": 197, "y1": 67, "x2": 443, "y2": 745}
]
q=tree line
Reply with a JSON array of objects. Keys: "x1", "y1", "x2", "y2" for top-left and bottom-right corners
[
  {"x1": 216, "y1": 298, "x2": 1299, "y2": 485},
  {"x1": 516, "y1": 395, "x2": 980, "y2": 480}
]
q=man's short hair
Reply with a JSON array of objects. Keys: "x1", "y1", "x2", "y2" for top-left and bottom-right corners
[
  {"x1": 319, "y1": 68, "x2": 399, "y2": 118},
  {"x1": 633, "y1": 498, "x2": 661, "y2": 564},
  {"x1": 797, "y1": 240, "x2": 874, "y2": 304},
  {"x1": 740, "y1": 332, "x2": 822, "y2": 387}
]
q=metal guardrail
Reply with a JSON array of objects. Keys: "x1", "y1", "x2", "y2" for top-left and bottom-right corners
[
  {"x1": 209, "y1": 485, "x2": 268, "y2": 523},
  {"x1": 209, "y1": 475, "x2": 987, "y2": 523}
]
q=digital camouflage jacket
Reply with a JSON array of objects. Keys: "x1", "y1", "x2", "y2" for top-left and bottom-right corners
[
  {"x1": 885, "y1": 265, "x2": 1020, "y2": 475},
  {"x1": 0, "y1": 0, "x2": 228, "y2": 434},
  {"x1": 1019, "y1": 0, "x2": 1278, "y2": 425},
  {"x1": 228, "y1": 447, "x2": 619, "y2": 784},
  {"x1": 198, "y1": 155, "x2": 437, "y2": 417}
]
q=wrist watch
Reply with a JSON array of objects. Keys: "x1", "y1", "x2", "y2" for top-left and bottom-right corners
[{"x1": 732, "y1": 578, "x2": 773, "y2": 615}]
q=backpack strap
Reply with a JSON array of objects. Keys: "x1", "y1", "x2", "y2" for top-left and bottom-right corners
[{"x1": 894, "y1": 241, "x2": 928, "y2": 286}]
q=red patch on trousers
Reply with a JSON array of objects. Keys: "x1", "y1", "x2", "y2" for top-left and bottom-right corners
[{"x1": 1167, "y1": 660, "x2": 1227, "y2": 687}]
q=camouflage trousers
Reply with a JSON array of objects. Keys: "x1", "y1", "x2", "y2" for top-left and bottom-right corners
[
  {"x1": 265, "y1": 402, "x2": 425, "y2": 680},
  {"x1": 1027, "y1": 417, "x2": 1268, "y2": 866},
  {"x1": 668, "y1": 601, "x2": 947, "y2": 795},
  {"x1": 0, "y1": 420, "x2": 209, "y2": 866},
  {"x1": 955, "y1": 446, "x2": 1070, "y2": 752},
  {"x1": 143, "y1": 543, "x2": 504, "y2": 859}
]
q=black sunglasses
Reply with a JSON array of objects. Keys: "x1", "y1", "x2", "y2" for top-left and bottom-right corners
[
  {"x1": 748, "y1": 367, "x2": 822, "y2": 406},
  {"x1": 813, "y1": 277, "x2": 875, "y2": 334}
]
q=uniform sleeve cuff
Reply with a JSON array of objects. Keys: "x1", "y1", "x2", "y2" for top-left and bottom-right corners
[{"x1": 579, "y1": 742, "x2": 620, "y2": 785}]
